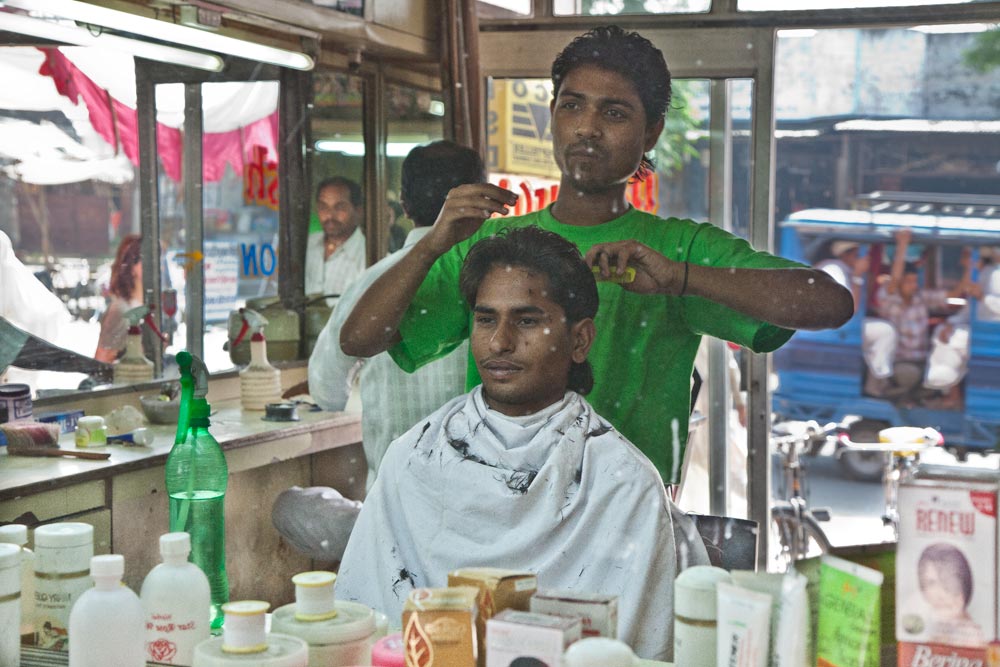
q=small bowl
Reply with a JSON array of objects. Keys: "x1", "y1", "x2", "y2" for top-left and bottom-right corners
[{"x1": 139, "y1": 395, "x2": 181, "y2": 424}]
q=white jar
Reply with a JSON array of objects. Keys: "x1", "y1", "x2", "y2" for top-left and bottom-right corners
[
  {"x1": 33, "y1": 522, "x2": 94, "y2": 650},
  {"x1": 0, "y1": 523, "x2": 34, "y2": 638},
  {"x1": 193, "y1": 601, "x2": 308, "y2": 667},
  {"x1": 68, "y1": 554, "x2": 146, "y2": 667},
  {"x1": 74, "y1": 416, "x2": 107, "y2": 448},
  {"x1": 271, "y1": 572, "x2": 376, "y2": 666},
  {"x1": 564, "y1": 637, "x2": 639, "y2": 667},
  {"x1": 0, "y1": 543, "x2": 21, "y2": 667},
  {"x1": 674, "y1": 565, "x2": 731, "y2": 667},
  {"x1": 141, "y1": 532, "x2": 212, "y2": 666}
]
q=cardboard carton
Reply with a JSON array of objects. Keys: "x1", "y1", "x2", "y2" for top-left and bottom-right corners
[
  {"x1": 403, "y1": 587, "x2": 479, "y2": 667},
  {"x1": 486, "y1": 609, "x2": 582, "y2": 667},
  {"x1": 449, "y1": 567, "x2": 538, "y2": 667},
  {"x1": 530, "y1": 589, "x2": 618, "y2": 639}
]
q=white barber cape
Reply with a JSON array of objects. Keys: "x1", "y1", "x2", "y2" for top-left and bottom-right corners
[{"x1": 336, "y1": 388, "x2": 707, "y2": 661}]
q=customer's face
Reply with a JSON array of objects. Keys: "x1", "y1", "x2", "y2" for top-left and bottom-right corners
[
  {"x1": 550, "y1": 64, "x2": 662, "y2": 194},
  {"x1": 316, "y1": 184, "x2": 360, "y2": 238},
  {"x1": 471, "y1": 265, "x2": 589, "y2": 417}
]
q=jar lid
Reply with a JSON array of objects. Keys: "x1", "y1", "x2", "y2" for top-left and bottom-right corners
[
  {"x1": 78, "y1": 416, "x2": 105, "y2": 428},
  {"x1": 564, "y1": 637, "x2": 638, "y2": 667},
  {"x1": 272, "y1": 600, "x2": 375, "y2": 645},
  {"x1": 34, "y1": 522, "x2": 94, "y2": 548},
  {"x1": 674, "y1": 565, "x2": 731, "y2": 619},
  {"x1": 372, "y1": 633, "x2": 405, "y2": 667},
  {"x1": 0, "y1": 384, "x2": 30, "y2": 398},
  {"x1": 0, "y1": 543, "x2": 20, "y2": 569},
  {"x1": 0, "y1": 524, "x2": 27, "y2": 546}
]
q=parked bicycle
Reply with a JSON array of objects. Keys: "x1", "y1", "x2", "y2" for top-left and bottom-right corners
[{"x1": 770, "y1": 420, "x2": 838, "y2": 569}]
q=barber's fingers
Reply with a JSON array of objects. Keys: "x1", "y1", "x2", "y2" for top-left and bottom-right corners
[
  {"x1": 443, "y1": 183, "x2": 518, "y2": 218},
  {"x1": 585, "y1": 240, "x2": 651, "y2": 277}
]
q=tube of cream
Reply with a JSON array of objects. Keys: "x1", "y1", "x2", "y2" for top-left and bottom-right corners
[
  {"x1": 729, "y1": 571, "x2": 808, "y2": 667},
  {"x1": 106, "y1": 428, "x2": 153, "y2": 446},
  {"x1": 716, "y1": 582, "x2": 771, "y2": 667},
  {"x1": 815, "y1": 554, "x2": 883, "y2": 667}
]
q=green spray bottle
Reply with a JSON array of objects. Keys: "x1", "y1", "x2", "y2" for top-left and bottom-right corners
[{"x1": 167, "y1": 351, "x2": 230, "y2": 631}]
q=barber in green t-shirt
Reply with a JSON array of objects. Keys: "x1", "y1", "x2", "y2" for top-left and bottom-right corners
[{"x1": 340, "y1": 26, "x2": 853, "y2": 483}]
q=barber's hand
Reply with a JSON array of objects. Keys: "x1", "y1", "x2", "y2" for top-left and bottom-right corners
[
  {"x1": 424, "y1": 184, "x2": 518, "y2": 257},
  {"x1": 585, "y1": 240, "x2": 683, "y2": 295},
  {"x1": 894, "y1": 227, "x2": 913, "y2": 247}
]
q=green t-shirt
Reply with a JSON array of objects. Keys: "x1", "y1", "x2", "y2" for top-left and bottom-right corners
[{"x1": 389, "y1": 206, "x2": 801, "y2": 482}]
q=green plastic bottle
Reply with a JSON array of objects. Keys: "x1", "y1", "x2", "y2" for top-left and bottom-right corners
[{"x1": 166, "y1": 351, "x2": 229, "y2": 631}]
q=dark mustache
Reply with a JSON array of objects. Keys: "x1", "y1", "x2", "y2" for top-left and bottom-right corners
[{"x1": 566, "y1": 141, "x2": 606, "y2": 158}]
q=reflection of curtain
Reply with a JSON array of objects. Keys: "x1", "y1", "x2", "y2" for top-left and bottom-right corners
[
  {"x1": 37, "y1": 48, "x2": 278, "y2": 183},
  {"x1": 441, "y1": 0, "x2": 483, "y2": 155}
]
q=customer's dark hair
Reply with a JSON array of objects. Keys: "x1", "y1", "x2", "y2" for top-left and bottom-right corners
[
  {"x1": 401, "y1": 141, "x2": 485, "y2": 227},
  {"x1": 109, "y1": 234, "x2": 142, "y2": 300},
  {"x1": 551, "y1": 25, "x2": 670, "y2": 180},
  {"x1": 459, "y1": 226, "x2": 598, "y2": 395},
  {"x1": 316, "y1": 176, "x2": 362, "y2": 208}
]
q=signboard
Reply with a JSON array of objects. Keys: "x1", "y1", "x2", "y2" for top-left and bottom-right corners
[
  {"x1": 203, "y1": 241, "x2": 240, "y2": 322},
  {"x1": 487, "y1": 79, "x2": 560, "y2": 179},
  {"x1": 490, "y1": 172, "x2": 659, "y2": 216}
]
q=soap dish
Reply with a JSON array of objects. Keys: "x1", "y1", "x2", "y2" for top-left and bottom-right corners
[{"x1": 262, "y1": 402, "x2": 299, "y2": 422}]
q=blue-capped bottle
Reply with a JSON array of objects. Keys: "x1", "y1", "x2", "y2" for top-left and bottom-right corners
[{"x1": 166, "y1": 351, "x2": 229, "y2": 631}]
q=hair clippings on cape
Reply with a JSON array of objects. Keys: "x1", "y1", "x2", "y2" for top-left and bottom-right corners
[{"x1": 591, "y1": 265, "x2": 636, "y2": 285}]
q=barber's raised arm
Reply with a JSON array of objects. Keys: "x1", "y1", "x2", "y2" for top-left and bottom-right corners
[
  {"x1": 340, "y1": 183, "x2": 517, "y2": 357},
  {"x1": 586, "y1": 240, "x2": 854, "y2": 331}
]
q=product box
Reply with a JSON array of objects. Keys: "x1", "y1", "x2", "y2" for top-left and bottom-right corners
[
  {"x1": 35, "y1": 409, "x2": 85, "y2": 434},
  {"x1": 486, "y1": 609, "x2": 582, "y2": 667},
  {"x1": 403, "y1": 587, "x2": 478, "y2": 667},
  {"x1": 530, "y1": 589, "x2": 618, "y2": 639},
  {"x1": 896, "y1": 473, "x2": 998, "y2": 651},
  {"x1": 449, "y1": 568, "x2": 538, "y2": 667},
  {"x1": 897, "y1": 641, "x2": 986, "y2": 666}
]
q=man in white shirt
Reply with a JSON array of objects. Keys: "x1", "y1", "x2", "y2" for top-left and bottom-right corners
[
  {"x1": 308, "y1": 141, "x2": 485, "y2": 489},
  {"x1": 336, "y1": 226, "x2": 708, "y2": 661},
  {"x1": 304, "y1": 176, "x2": 366, "y2": 297}
]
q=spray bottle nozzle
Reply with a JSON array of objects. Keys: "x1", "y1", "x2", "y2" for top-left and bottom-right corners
[
  {"x1": 175, "y1": 351, "x2": 211, "y2": 442},
  {"x1": 230, "y1": 308, "x2": 269, "y2": 348},
  {"x1": 124, "y1": 305, "x2": 150, "y2": 335}
]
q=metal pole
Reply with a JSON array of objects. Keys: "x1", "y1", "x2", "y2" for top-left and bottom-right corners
[
  {"x1": 278, "y1": 68, "x2": 311, "y2": 311},
  {"x1": 183, "y1": 83, "x2": 204, "y2": 361},
  {"x1": 136, "y1": 59, "x2": 163, "y2": 377},
  {"x1": 747, "y1": 28, "x2": 777, "y2": 570},
  {"x1": 707, "y1": 78, "x2": 735, "y2": 517},
  {"x1": 362, "y1": 67, "x2": 388, "y2": 266}
]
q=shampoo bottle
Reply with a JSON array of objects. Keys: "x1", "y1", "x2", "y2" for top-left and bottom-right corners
[
  {"x1": 233, "y1": 309, "x2": 282, "y2": 410},
  {"x1": 68, "y1": 554, "x2": 145, "y2": 667},
  {"x1": 114, "y1": 305, "x2": 155, "y2": 385},
  {"x1": 141, "y1": 532, "x2": 212, "y2": 665}
]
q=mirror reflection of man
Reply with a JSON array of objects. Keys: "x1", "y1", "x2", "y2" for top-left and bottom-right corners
[
  {"x1": 304, "y1": 176, "x2": 366, "y2": 298},
  {"x1": 337, "y1": 227, "x2": 708, "y2": 662},
  {"x1": 341, "y1": 26, "x2": 854, "y2": 485}
]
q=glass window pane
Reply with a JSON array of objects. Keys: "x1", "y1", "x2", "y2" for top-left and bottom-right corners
[
  {"x1": 0, "y1": 46, "x2": 140, "y2": 396},
  {"x1": 553, "y1": 0, "x2": 710, "y2": 16},
  {"x1": 478, "y1": 0, "x2": 534, "y2": 18},
  {"x1": 741, "y1": 0, "x2": 992, "y2": 10},
  {"x1": 386, "y1": 83, "x2": 445, "y2": 252}
]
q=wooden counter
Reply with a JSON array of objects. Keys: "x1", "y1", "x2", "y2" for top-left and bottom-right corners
[{"x1": 1, "y1": 378, "x2": 364, "y2": 607}]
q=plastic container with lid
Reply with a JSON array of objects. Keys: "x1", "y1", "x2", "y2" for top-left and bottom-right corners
[
  {"x1": 0, "y1": 383, "x2": 31, "y2": 424},
  {"x1": 673, "y1": 565, "x2": 732, "y2": 667},
  {"x1": 564, "y1": 637, "x2": 639, "y2": 667},
  {"x1": 33, "y1": 522, "x2": 94, "y2": 650},
  {"x1": 0, "y1": 543, "x2": 21, "y2": 667},
  {"x1": 193, "y1": 600, "x2": 308, "y2": 667},
  {"x1": 74, "y1": 416, "x2": 107, "y2": 448},
  {"x1": 371, "y1": 632, "x2": 404, "y2": 667},
  {"x1": 0, "y1": 524, "x2": 34, "y2": 638},
  {"x1": 271, "y1": 571, "x2": 376, "y2": 666},
  {"x1": 68, "y1": 554, "x2": 145, "y2": 667}
]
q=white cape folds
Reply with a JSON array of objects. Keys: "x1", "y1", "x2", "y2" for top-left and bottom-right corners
[{"x1": 336, "y1": 388, "x2": 708, "y2": 661}]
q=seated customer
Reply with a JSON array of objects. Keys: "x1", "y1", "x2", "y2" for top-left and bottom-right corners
[{"x1": 336, "y1": 226, "x2": 708, "y2": 661}]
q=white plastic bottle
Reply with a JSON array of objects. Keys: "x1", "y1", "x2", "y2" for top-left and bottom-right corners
[
  {"x1": 141, "y1": 532, "x2": 212, "y2": 666},
  {"x1": 0, "y1": 524, "x2": 34, "y2": 639},
  {"x1": 0, "y1": 543, "x2": 21, "y2": 667},
  {"x1": 68, "y1": 554, "x2": 146, "y2": 667},
  {"x1": 34, "y1": 522, "x2": 93, "y2": 650}
]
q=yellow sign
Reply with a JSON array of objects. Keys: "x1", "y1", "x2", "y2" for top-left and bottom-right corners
[{"x1": 487, "y1": 79, "x2": 560, "y2": 179}]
